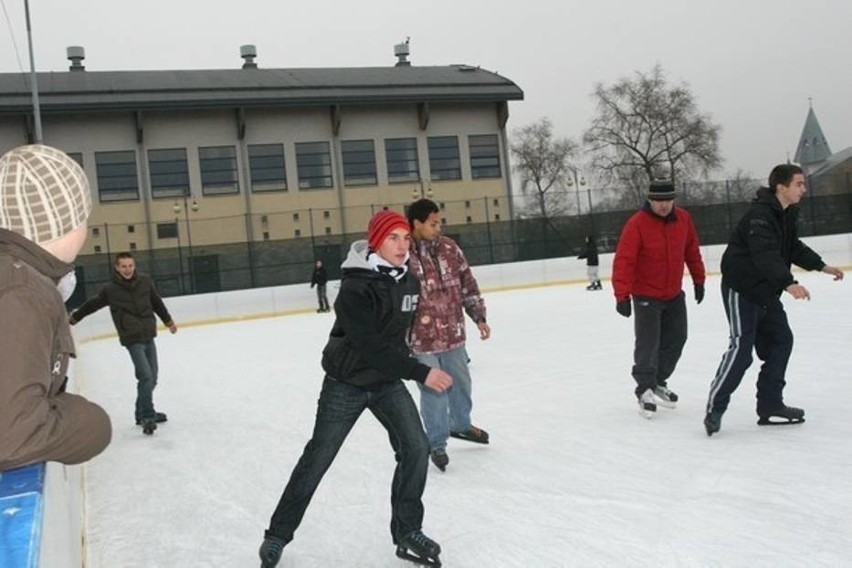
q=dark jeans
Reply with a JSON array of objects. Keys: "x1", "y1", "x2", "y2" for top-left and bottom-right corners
[
  {"x1": 706, "y1": 284, "x2": 793, "y2": 415},
  {"x1": 315, "y1": 285, "x2": 329, "y2": 311},
  {"x1": 126, "y1": 341, "x2": 158, "y2": 422},
  {"x1": 266, "y1": 376, "x2": 429, "y2": 544},
  {"x1": 631, "y1": 292, "x2": 688, "y2": 396}
]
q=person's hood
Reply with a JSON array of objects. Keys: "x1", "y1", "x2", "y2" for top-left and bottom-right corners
[
  {"x1": 341, "y1": 240, "x2": 373, "y2": 271},
  {"x1": 0, "y1": 227, "x2": 74, "y2": 282}
]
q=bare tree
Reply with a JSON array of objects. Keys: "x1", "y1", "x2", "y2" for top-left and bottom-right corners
[
  {"x1": 583, "y1": 64, "x2": 722, "y2": 194},
  {"x1": 510, "y1": 118, "x2": 579, "y2": 218}
]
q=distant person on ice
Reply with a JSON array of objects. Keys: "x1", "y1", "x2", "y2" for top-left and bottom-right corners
[
  {"x1": 578, "y1": 234, "x2": 602, "y2": 290},
  {"x1": 259, "y1": 210, "x2": 452, "y2": 568},
  {"x1": 612, "y1": 180, "x2": 706, "y2": 419},
  {"x1": 70, "y1": 252, "x2": 177, "y2": 435},
  {"x1": 703, "y1": 164, "x2": 844, "y2": 436},
  {"x1": 309, "y1": 258, "x2": 330, "y2": 312},
  {"x1": 0, "y1": 144, "x2": 111, "y2": 471}
]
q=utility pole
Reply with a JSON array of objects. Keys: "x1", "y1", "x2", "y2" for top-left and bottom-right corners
[{"x1": 24, "y1": 0, "x2": 43, "y2": 143}]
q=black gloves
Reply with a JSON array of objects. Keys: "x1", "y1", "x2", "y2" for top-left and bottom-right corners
[
  {"x1": 616, "y1": 300, "x2": 632, "y2": 318},
  {"x1": 694, "y1": 284, "x2": 705, "y2": 304}
]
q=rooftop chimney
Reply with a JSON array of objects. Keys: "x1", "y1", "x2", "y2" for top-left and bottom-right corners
[
  {"x1": 394, "y1": 38, "x2": 411, "y2": 67},
  {"x1": 67, "y1": 46, "x2": 85, "y2": 71},
  {"x1": 240, "y1": 45, "x2": 258, "y2": 69}
]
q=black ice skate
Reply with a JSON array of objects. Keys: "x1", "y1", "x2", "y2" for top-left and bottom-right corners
[
  {"x1": 396, "y1": 530, "x2": 442, "y2": 567},
  {"x1": 430, "y1": 450, "x2": 449, "y2": 472},
  {"x1": 259, "y1": 535, "x2": 287, "y2": 568},
  {"x1": 757, "y1": 406, "x2": 805, "y2": 426},
  {"x1": 141, "y1": 419, "x2": 157, "y2": 435},
  {"x1": 704, "y1": 411, "x2": 723, "y2": 437},
  {"x1": 449, "y1": 425, "x2": 489, "y2": 444},
  {"x1": 135, "y1": 412, "x2": 168, "y2": 426}
]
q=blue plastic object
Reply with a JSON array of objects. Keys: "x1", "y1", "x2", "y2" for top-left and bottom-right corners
[{"x1": 0, "y1": 463, "x2": 45, "y2": 568}]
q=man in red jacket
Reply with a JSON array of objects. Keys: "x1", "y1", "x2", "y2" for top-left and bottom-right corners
[{"x1": 612, "y1": 180, "x2": 706, "y2": 418}]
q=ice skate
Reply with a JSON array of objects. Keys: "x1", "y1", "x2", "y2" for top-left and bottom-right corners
[
  {"x1": 136, "y1": 412, "x2": 167, "y2": 426},
  {"x1": 637, "y1": 389, "x2": 656, "y2": 419},
  {"x1": 430, "y1": 449, "x2": 449, "y2": 472},
  {"x1": 653, "y1": 386, "x2": 678, "y2": 409},
  {"x1": 757, "y1": 405, "x2": 805, "y2": 426},
  {"x1": 704, "y1": 411, "x2": 723, "y2": 436},
  {"x1": 396, "y1": 530, "x2": 442, "y2": 567},
  {"x1": 141, "y1": 419, "x2": 157, "y2": 435},
  {"x1": 449, "y1": 425, "x2": 489, "y2": 444},
  {"x1": 259, "y1": 535, "x2": 287, "y2": 568}
]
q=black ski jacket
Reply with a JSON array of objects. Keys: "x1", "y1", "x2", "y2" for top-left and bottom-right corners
[
  {"x1": 321, "y1": 241, "x2": 430, "y2": 388},
  {"x1": 577, "y1": 240, "x2": 599, "y2": 267},
  {"x1": 70, "y1": 271, "x2": 173, "y2": 346},
  {"x1": 720, "y1": 188, "x2": 824, "y2": 306},
  {"x1": 310, "y1": 266, "x2": 328, "y2": 288}
]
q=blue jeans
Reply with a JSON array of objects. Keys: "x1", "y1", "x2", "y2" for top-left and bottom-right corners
[
  {"x1": 416, "y1": 347, "x2": 473, "y2": 452},
  {"x1": 126, "y1": 341, "x2": 158, "y2": 422},
  {"x1": 266, "y1": 376, "x2": 429, "y2": 544}
]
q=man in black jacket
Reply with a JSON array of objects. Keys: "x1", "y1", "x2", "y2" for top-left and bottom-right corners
[
  {"x1": 70, "y1": 252, "x2": 177, "y2": 435},
  {"x1": 704, "y1": 164, "x2": 844, "y2": 436},
  {"x1": 259, "y1": 210, "x2": 452, "y2": 568},
  {"x1": 309, "y1": 258, "x2": 330, "y2": 312}
]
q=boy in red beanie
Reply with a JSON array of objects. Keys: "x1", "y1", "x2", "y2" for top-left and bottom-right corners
[{"x1": 260, "y1": 210, "x2": 452, "y2": 568}]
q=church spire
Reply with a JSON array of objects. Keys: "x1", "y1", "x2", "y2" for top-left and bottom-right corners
[{"x1": 794, "y1": 100, "x2": 832, "y2": 171}]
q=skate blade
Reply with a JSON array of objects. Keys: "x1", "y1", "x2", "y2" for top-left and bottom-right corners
[
  {"x1": 396, "y1": 547, "x2": 441, "y2": 567},
  {"x1": 757, "y1": 416, "x2": 805, "y2": 426},
  {"x1": 638, "y1": 407, "x2": 656, "y2": 419},
  {"x1": 654, "y1": 398, "x2": 677, "y2": 409},
  {"x1": 449, "y1": 432, "x2": 489, "y2": 444}
]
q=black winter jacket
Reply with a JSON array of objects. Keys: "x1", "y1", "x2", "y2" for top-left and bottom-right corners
[
  {"x1": 721, "y1": 188, "x2": 824, "y2": 305},
  {"x1": 577, "y1": 240, "x2": 599, "y2": 267},
  {"x1": 310, "y1": 266, "x2": 328, "y2": 288},
  {"x1": 71, "y1": 272, "x2": 173, "y2": 346},
  {"x1": 321, "y1": 241, "x2": 430, "y2": 388}
]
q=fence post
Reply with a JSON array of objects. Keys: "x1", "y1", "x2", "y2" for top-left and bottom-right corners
[{"x1": 484, "y1": 196, "x2": 494, "y2": 264}]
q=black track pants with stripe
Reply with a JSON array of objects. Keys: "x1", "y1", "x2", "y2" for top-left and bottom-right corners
[{"x1": 706, "y1": 284, "x2": 793, "y2": 415}]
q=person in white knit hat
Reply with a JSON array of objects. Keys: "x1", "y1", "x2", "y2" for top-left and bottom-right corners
[{"x1": 0, "y1": 144, "x2": 111, "y2": 471}]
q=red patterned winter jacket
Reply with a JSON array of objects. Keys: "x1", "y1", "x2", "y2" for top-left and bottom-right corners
[
  {"x1": 612, "y1": 205, "x2": 705, "y2": 303},
  {"x1": 408, "y1": 236, "x2": 487, "y2": 355}
]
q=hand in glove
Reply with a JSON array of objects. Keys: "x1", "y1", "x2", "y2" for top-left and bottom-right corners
[
  {"x1": 694, "y1": 284, "x2": 705, "y2": 305},
  {"x1": 616, "y1": 300, "x2": 632, "y2": 318}
]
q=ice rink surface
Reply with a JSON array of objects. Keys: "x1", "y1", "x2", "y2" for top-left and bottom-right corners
[{"x1": 77, "y1": 271, "x2": 851, "y2": 567}]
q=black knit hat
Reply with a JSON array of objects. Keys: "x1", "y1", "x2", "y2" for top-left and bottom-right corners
[{"x1": 648, "y1": 180, "x2": 676, "y2": 200}]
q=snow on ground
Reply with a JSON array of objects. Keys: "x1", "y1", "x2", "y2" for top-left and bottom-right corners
[{"x1": 77, "y1": 272, "x2": 852, "y2": 567}]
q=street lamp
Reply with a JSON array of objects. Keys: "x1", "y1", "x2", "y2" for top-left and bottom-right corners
[
  {"x1": 411, "y1": 180, "x2": 433, "y2": 201},
  {"x1": 173, "y1": 195, "x2": 199, "y2": 293},
  {"x1": 566, "y1": 168, "x2": 586, "y2": 215}
]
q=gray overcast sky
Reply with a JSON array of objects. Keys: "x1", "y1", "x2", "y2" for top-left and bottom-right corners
[{"x1": 2, "y1": 0, "x2": 850, "y2": 180}]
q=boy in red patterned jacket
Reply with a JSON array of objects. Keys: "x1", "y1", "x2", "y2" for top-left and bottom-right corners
[
  {"x1": 407, "y1": 199, "x2": 491, "y2": 472},
  {"x1": 612, "y1": 181, "x2": 706, "y2": 419}
]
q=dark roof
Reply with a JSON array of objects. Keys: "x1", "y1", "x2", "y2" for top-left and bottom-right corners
[
  {"x1": 0, "y1": 66, "x2": 523, "y2": 114},
  {"x1": 810, "y1": 146, "x2": 852, "y2": 177}
]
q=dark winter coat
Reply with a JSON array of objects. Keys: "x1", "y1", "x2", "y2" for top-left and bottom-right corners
[
  {"x1": 721, "y1": 187, "x2": 825, "y2": 306},
  {"x1": 70, "y1": 271, "x2": 173, "y2": 346},
  {"x1": 577, "y1": 239, "x2": 599, "y2": 267},
  {"x1": 612, "y1": 203, "x2": 706, "y2": 303},
  {"x1": 321, "y1": 241, "x2": 430, "y2": 388},
  {"x1": 0, "y1": 229, "x2": 111, "y2": 471},
  {"x1": 310, "y1": 265, "x2": 328, "y2": 288}
]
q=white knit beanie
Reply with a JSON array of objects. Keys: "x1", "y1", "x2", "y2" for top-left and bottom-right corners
[{"x1": 0, "y1": 144, "x2": 92, "y2": 243}]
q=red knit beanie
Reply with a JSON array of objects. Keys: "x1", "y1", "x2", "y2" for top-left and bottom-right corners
[{"x1": 367, "y1": 210, "x2": 409, "y2": 251}]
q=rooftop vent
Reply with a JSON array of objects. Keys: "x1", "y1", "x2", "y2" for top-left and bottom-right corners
[
  {"x1": 67, "y1": 46, "x2": 85, "y2": 71},
  {"x1": 240, "y1": 44, "x2": 258, "y2": 69},
  {"x1": 394, "y1": 38, "x2": 410, "y2": 67}
]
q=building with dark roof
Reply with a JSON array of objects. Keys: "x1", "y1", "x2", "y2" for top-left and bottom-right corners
[
  {"x1": 0, "y1": 45, "x2": 523, "y2": 293},
  {"x1": 792, "y1": 102, "x2": 851, "y2": 198}
]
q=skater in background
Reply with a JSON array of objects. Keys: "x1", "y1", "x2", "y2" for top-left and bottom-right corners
[
  {"x1": 407, "y1": 198, "x2": 490, "y2": 473},
  {"x1": 704, "y1": 164, "x2": 844, "y2": 436},
  {"x1": 578, "y1": 234, "x2": 602, "y2": 290},
  {"x1": 70, "y1": 252, "x2": 176, "y2": 435},
  {"x1": 0, "y1": 144, "x2": 111, "y2": 471},
  {"x1": 309, "y1": 258, "x2": 330, "y2": 312},
  {"x1": 612, "y1": 180, "x2": 706, "y2": 418},
  {"x1": 259, "y1": 210, "x2": 451, "y2": 568}
]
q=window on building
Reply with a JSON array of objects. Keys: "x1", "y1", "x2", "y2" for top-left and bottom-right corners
[
  {"x1": 129, "y1": 242, "x2": 137, "y2": 250},
  {"x1": 92, "y1": 227, "x2": 100, "y2": 237},
  {"x1": 248, "y1": 144, "x2": 287, "y2": 192},
  {"x1": 323, "y1": 211, "x2": 330, "y2": 219},
  {"x1": 385, "y1": 137, "x2": 420, "y2": 183},
  {"x1": 67, "y1": 152, "x2": 83, "y2": 168},
  {"x1": 428, "y1": 136, "x2": 461, "y2": 180},
  {"x1": 296, "y1": 142, "x2": 333, "y2": 189},
  {"x1": 469, "y1": 134, "x2": 501, "y2": 179},
  {"x1": 341, "y1": 140, "x2": 377, "y2": 186},
  {"x1": 295, "y1": 229, "x2": 302, "y2": 237},
  {"x1": 148, "y1": 148, "x2": 189, "y2": 198},
  {"x1": 94, "y1": 245, "x2": 102, "y2": 253},
  {"x1": 127, "y1": 225, "x2": 135, "y2": 233},
  {"x1": 293, "y1": 213, "x2": 300, "y2": 221},
  {"x1": 95, "y1": 150, "x2": 139, "y2": 202},
  {"x1": 157, "y1": 222, "x2": 178, "y2": 239},
  {"x1": 199, "y1": 146, "x2": 239, "y2": 195}
]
